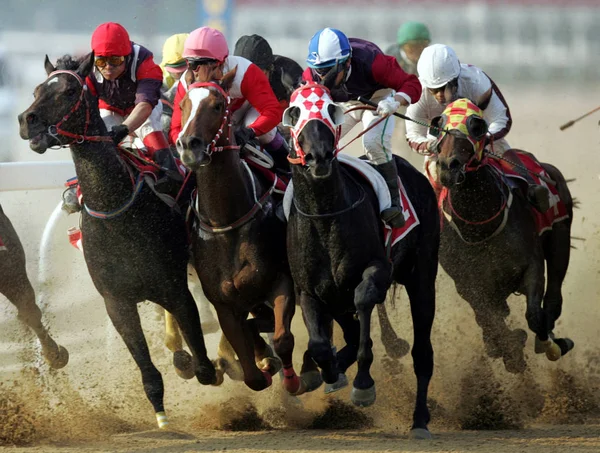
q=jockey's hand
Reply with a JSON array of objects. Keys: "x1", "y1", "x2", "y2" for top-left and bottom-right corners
[
  {"x1": 426, "y1": 139, "x2": 439, "y2": 155},
  {"x1": 376, "y1": 97, "x2": 401, "y2": 118},
  {"x1": 110, "y1": 124, "x2": 130, "y2": 146},
  {"x1": 234, "y1": 126, "x2": 256, "y2": 150}
]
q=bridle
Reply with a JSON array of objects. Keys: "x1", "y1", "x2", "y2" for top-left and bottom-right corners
[
  {"x1": 182, "y1": 82, "x2": 240, "y2": 159},
  {"x1": 41, "y1": 70, "x2": 112, "y2": 146}
]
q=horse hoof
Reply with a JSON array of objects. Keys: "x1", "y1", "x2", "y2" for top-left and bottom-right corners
[
  {"x1": 212, "y1": 364, "x2": 225, "y2": 387},
  {"x1": 324, "y1": 373, "x2": 348, "y2": 394},
  {"x1": 257, "y1": 356, "x2": 283, "y2": 376},
  {"x1": 46, "y1": 345, "x2": 69, "y2": 369},
  {"x1": 534, "y1": 335, "x2": 551, "y2": 354},
  {"x1": 173, "y1": 350, "x2": 195, "y2": 380},
  {"x1": 555, "y1": 337, "x2": 575, "y2": 357},
  {"x1": 300, "y1": 370, "x2": 323, "y2": 393},
  {"x1": 156, "y1": 411, "x2": 169, "y2": 429},
  {"x1": 351, "y1": 385, "x2": 376, "y2": 407},
  {"x1": 282, "y1": 368, "x2": 301, "y2": 394},
  {"x1": 546, "y1": 341, "x2": 562, "y2": 361},
  {"x1": 408, "y1": 428, "x2": 433, "y2": 440},
  {"x1": 262, "y1": 370, "x2": 273, "y2": 387}
]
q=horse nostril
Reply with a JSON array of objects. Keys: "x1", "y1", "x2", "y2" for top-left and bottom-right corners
[
  {"x1": 449, "y1": 158, "x2": 462, "y2": 170},
  {"x1": 304, "y1": 154, "x2": 314, "y2": 164},
  {"x1": 181, "y1": 136, "x2": 202, "y2": 151}
]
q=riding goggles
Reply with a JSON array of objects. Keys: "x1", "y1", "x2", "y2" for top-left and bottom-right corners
[
  {"x1": 94, "y1": 56, "x2": 126, "y2": 68},
  {"x1": 186, "y1": 58, "x2": 218, "y2": 71}
]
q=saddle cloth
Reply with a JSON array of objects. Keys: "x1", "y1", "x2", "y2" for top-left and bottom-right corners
[{"x1": 283, "y1": 154, "x2": 420, "y2": 246}]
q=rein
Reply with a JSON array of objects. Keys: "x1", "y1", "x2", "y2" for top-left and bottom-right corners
[{"x1": 44, "y1": 70, "x2": 113, "y2": 145}]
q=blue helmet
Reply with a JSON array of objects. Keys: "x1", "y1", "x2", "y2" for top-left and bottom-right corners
[{"x1": 306, "y1": 28, "x2": 352, "y2": 69}]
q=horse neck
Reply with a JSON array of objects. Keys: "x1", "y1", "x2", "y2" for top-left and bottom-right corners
[
  {"x1": 291, "y1": 160, "x2": 353, "y2": 216},
  {"x1": 194, "y1": 150, "x2": 256, "y2": 226},
  {"x1": 69, "y1": 107, "x2": 133, "y2": 213},
  {"x1": 448, "y1": 166, "x2": 505, "y2": 223}
]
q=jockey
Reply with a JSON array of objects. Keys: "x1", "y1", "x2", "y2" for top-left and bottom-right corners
[
  {"x1": 169, "y1": 27, "x2": 287, "y2": 166},
  {"x1": 405, "y1": 43, "x2": 550, "y2": 212},
  {"x1": 302, "y1": 28, "x2": 422, "y2": 228},
  {"x1": 86, "y1": 22, "x2": 182, "y2": 179},
  {"x1": 384, "y1": 21, "x2": 431, "y2": 76},
  {"x1": 62, "y1": 22, "x2": 182, "y2": 214},
  {"x1": 160, "y1": 33, "x2": 189, "y2": 97},
  {"x1": 233, "y1": 34, "x2": 303, "y2": 109}
]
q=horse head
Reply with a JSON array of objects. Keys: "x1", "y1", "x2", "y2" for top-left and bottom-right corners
[
  {"x1": 18, "y1": 53, "x2": 98, "y2": 154},
  {"x1": 435, "y1": 98, "x2": 489, "y2": 188},
  {"x1": 176, "y1": 66, "x2": 238, "y2": 170},
  {"x1": 283, "y1": 82, "x2": 345, "y2": 178}
]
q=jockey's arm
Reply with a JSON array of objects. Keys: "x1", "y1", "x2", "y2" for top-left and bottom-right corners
[
  {"x1": 371, "y1": 53, "x2": 422, "y2": 106},
  {"x1": 122, "y1": 101, "x2": 153, "y2": 132},
  {"x1": 482, "y1": 88, "x2": 512, "y2": 143},
  {"x1": 406, "y1": 96, "x2": 437, "y2": 155},
  {"x1": 240, "y1": 63, "x2": 282, "y2": 136}
]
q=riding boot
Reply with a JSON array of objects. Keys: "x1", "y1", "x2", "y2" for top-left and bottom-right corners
[
  {"x1": 143, "y1": 131, "x2": 184, "y2": 195},
  {"x1": 375, "y1": 161, "x2": 406, "y2": 228},
  {"x1": 263, "y1": 132, "x2": 291, "y2": 176},
  {"x1": 502, "y1": 149, "x2": 550, "y2": 213}
]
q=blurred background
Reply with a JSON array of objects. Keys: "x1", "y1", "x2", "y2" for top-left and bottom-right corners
[{"x1": 0, "y1": 0, "x2": 599, "y2": 161}]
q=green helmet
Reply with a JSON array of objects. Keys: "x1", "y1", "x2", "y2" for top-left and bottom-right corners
[{"x1": 397, "y1": 21, "x2": 431, "y2": 46}]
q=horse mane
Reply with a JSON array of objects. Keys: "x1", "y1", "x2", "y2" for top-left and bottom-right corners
[{"x1": 55, "y1": 54, "x2": 85, "y2": 71}]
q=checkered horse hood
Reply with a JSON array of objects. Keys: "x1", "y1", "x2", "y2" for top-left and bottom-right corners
[{"x1": 437, "y1": 98, "x2": 488, "y2": 161}]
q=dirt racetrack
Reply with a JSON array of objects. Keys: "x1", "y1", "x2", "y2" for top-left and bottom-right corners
[{"x1": 1, "y1": 85, "x2": 599, "y2": 452}]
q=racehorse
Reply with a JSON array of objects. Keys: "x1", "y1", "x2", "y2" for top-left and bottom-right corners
[
  {"x1": 434, "y1": 98, "x2": 574, "y2": 373},
  {"x1": 176, "y1": 66, "x2": 296, "y2": 392},
  {"x1": 0, "y1": 204, "x2": 68, "y2": 368},
  {"x1": 282, "y1": 82, "x2": 439, "y2": 438},
  {"x1": 18, "y1": 53, "x2": 217, "y2": 428}
]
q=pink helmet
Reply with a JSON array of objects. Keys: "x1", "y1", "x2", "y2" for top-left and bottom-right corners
[{"x1": 183, "y1": 27, "x2": 229, "y2": 62}]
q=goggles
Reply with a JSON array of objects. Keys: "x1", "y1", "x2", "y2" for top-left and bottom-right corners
[{"x1": 94, "y1": 56, "x2": 125, "y2": 68}]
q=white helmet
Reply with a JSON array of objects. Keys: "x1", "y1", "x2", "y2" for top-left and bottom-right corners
[{"x1": 417, "y1": 44, "x2": 461, "y2": 89}]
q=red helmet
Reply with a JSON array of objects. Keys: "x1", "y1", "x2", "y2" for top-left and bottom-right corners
[{"x1": 91, "y1": 22, "x2": 132, "y2": 57}]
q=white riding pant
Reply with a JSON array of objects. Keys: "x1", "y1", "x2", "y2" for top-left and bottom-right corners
[
  {"x1": 100, "y1": 102, "x2": 164, "y2": 143},
  {"x1": 232, "y1": 101, "x2": 277, "y2": 145},
  {"x1": 339, "y1": 89, "x2": 396, "y2": 165}
]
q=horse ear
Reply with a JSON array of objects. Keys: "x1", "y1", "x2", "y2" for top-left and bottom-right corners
[
  {"x1": 77, "y1": 52, "x2": 95, "y2": 79},
  {"x1": 221, "y1": 65, "x2": 238, "y2": 93},
  {"x1": 327, "y1": 103, "x2": 345, "y2": 126},
  {"x1": 44, "y1": 55, "x2": 56, "y2": 75},
  {"x1": 429, "y1": 115, "x2": 445, "y2": 138},
  {"x1": 282, "y1": 106, "x2": 301, "y2": 127},
  {"x1": 467, "y1": 115, "x2": 488, "y2": 141}
]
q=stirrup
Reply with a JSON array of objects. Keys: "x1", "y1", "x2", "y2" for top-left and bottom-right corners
[{"x1": 61, "y1": 188, "x2": 81, "y2": 214}]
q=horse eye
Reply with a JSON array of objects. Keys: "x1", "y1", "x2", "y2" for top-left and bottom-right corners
[
  {"x1": 213, "y1": 102, "x2": 224, "y2": 112},
  {"x1": 66, "y1": 88, "x2": 77, "y2": 97}
]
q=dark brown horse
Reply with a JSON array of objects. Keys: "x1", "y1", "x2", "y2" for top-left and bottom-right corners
[
  {"x1": 0, "y1": 204, "x2": 68, "y2": 368},
  {"x1": 176, "y1": 67, "x2": 297, "y2": 392},
  {"x1": 18, "y1": 53, "x2": 217, "y2": 428},
  {"x1": 283, "y1": 83, "x2": 439, "y2": 438},
  {"x1": 435, "y1": 99, "x2": 574, "y2": 373}
]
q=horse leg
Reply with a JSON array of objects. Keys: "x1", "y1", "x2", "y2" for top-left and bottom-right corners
[
  {"x1": 104, "y1": 298, "x2": 167, "y2": 428},
  {"x1": 216, "y1": 333, "x2": 244, "y2": 381},
  {"x1": 214, "y1": 304, "x2": 272, "y2": 391},
  {"x1": 161, "y1": 292, "x2": 218, "y2": 386},
  {"x1": 537, "y1": 225, "x2": 575, "y2": 360},
  {"x1": 323, "y1": 312, "x2": 361, "y2": 394},
  {"x1": 351, "y1": 262, "x2": 390, "y2": 407},
  {"x1": 268, "y1": 273, "x2": 300, "y2": 394},
  {"x1": 247, "y1": 308, "x2": 282, "y2": 376},
  {"x1": 404, "y1": 261, "x2": 436, "y2": 439},
  {"x1": 300, "y1": 292, "x2": 338, "y2": 385},
  {"x1": 468, "y1": 297, "x2": 527, "y2": 374},
  {"x1": 1, "y1": 276, "x2": 68, "y2": 369},
  {"x1": 163, "y1": 311, "x2": 195, "y2": 380},
  {"x1": 376, "y1": 290, "x2": 410, "y2": 359}
]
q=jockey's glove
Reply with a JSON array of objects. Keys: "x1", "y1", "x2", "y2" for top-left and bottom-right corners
[
  {"x1": 426, "y1": 139, "x2": 439, "y2": 155},
  {"x1": 110, "y1": 124, "x2": 130, "y2": 146},
  {"x1": 234, "y1": 126, "x2": 256, "y2": 150},
  {"x1": 376, "y1": 97, "x2": 401, "y2": 118}
]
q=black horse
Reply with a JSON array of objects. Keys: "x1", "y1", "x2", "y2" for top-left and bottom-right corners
[
  {"x1": 18, "y1": 53, "x2": 217, "y2": 428},
  {"x1": 435, "y1": 98, "x2": 574, "y2": 373},
  {"x1": 283, "y1": 83, "x2": 439, "y2": 438},
  {"x1": 0, "y1": 204, "x2": 68, "y2": 368}
]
